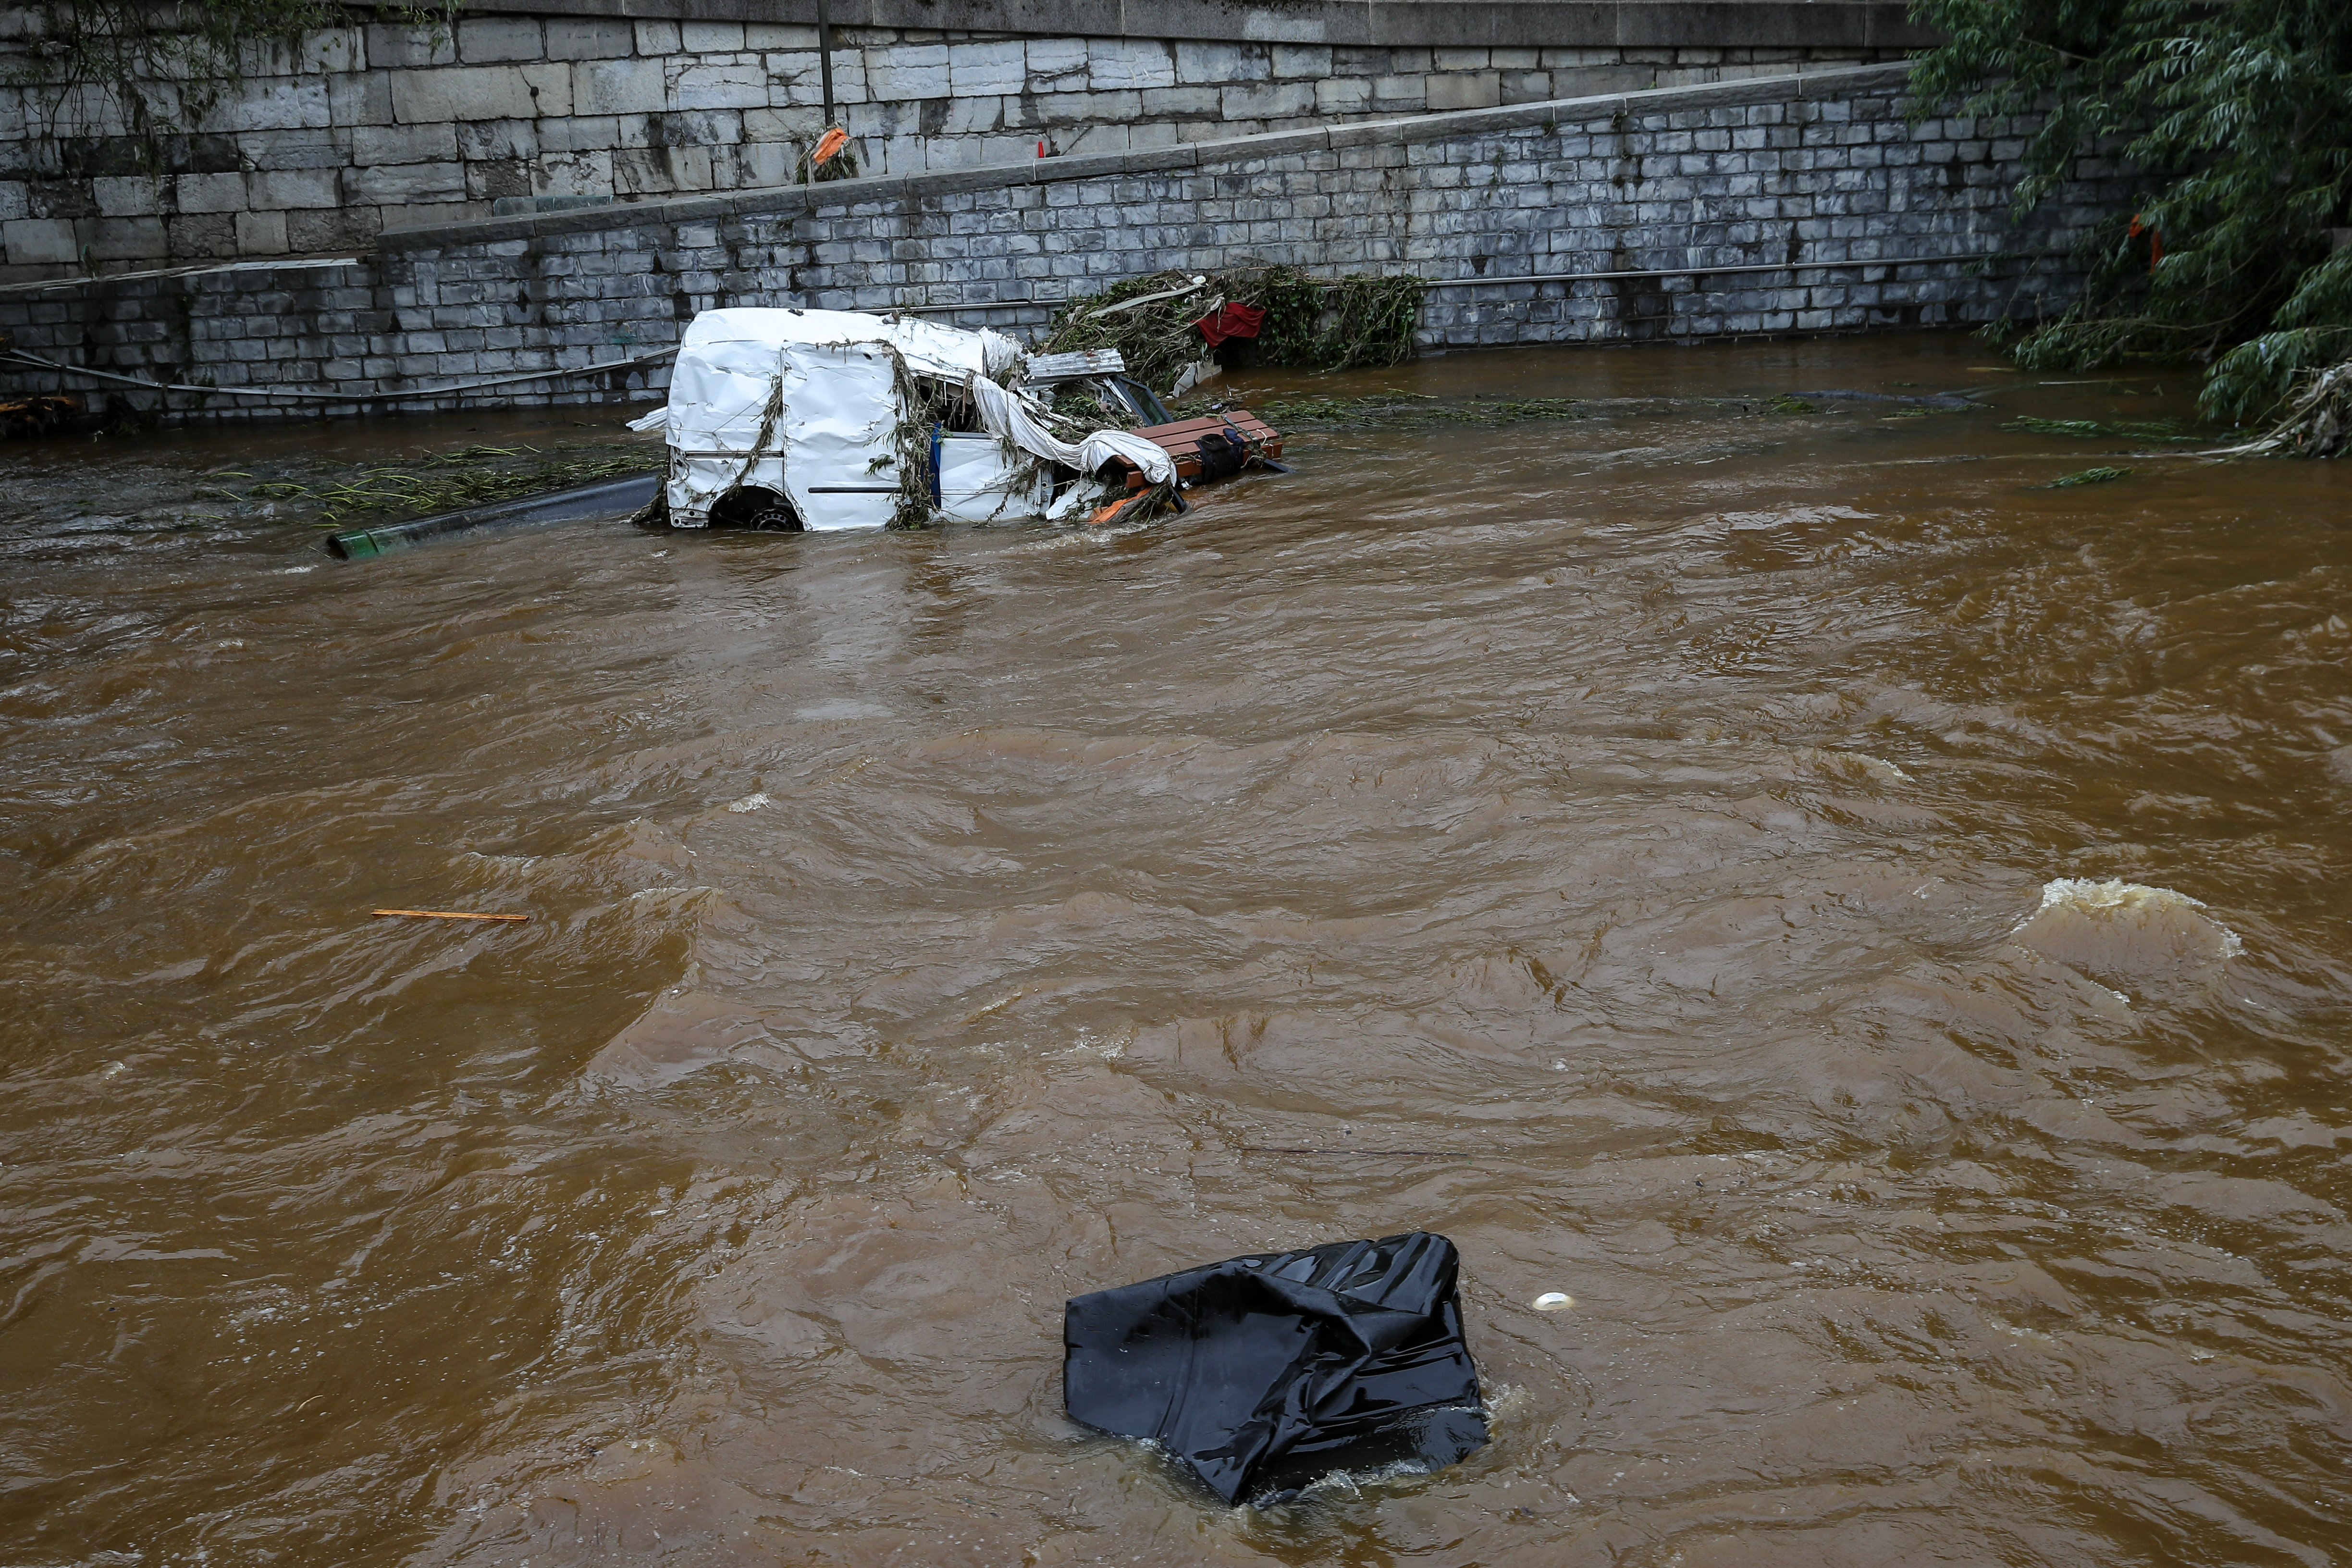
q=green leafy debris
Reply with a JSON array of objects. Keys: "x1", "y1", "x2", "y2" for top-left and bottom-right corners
[
  {"x1": 2044, "y1": 465, "x2": 2136, "y2": 487},
  {"x1": 1259, "y1": 394, "x2": 1589, "y2": 426},
  {"x1": 2000, "y1": 415, "x2": 2198, "y2": 441},
  {"x1": 201, "y1": 441, "x2": 660, "y2": 527},
  {"x1": 1039, "y1": 266, "x2": 1427, "y2": 397}
]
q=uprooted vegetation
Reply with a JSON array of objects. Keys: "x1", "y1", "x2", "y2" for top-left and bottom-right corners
[
  {"x1": 1999, "y1": 415, "x2": 2203, "y2": 443},
  {"x1": 2229, "y1": 361, "x2": 2352, "y2": 457},
  {"x1": 1037, "y1": 266, "x2": 1427, "y2": 396},
  {"x1": 2043, "y1": 465, "x2": 2135, "y2": 487}
]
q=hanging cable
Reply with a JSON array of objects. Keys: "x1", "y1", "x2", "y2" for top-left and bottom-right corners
[{"x1": 0, "y1": 346, "x2": 678, "y2": 404}]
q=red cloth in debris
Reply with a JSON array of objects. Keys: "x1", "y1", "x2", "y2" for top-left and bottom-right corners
[{"x1": 1194, "y1": 303, "x2": 1266, "y2": 347}]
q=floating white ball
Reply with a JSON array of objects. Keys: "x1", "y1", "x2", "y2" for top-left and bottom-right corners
[{"x1": 1532, "y1": 1292, "x2": 1574, "y2": 1311}]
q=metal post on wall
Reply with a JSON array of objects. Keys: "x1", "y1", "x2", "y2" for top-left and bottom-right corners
[{"x1": 815, "y1": 0, "x2": 837, "y2": 128}]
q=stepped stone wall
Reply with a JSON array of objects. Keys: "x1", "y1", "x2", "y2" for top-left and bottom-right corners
[
  {"x1": 0, "y1": 1, "x2": 1928, "y2": 280},
  {"x1": 0, "y1": 64, "x2": 2116, "y2": 424}
]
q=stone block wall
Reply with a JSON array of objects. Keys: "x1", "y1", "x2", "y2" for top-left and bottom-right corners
[
  {"x1": 0, "y1": 65, "x2": 2118, "y2": 423},
  {"x1": 0, "y1": 0, "x2": 1925, "y2": 280}
]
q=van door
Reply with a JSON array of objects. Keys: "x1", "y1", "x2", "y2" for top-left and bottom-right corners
[{"x1": 936, "y1": 433, "x2": 1053, "y2": 523}]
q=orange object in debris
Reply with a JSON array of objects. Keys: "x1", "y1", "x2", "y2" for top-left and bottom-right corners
[
  {"x1": 812, "y1": 127, "x2": 849, "y2": 167},
  {"x1": 372, "y1": 909, "x2": 530, "y2": 923},
  {"x1": 1087, "y1": 491, "x2": 1165, "y2": 527},
  {"x1": 2128, "y1": 212, "x2": 2164, "y2": 271}
]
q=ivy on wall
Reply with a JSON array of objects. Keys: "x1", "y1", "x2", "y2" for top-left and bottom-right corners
[{"x1": 6, "y1": 1, "x2": 455, "y2": 171}]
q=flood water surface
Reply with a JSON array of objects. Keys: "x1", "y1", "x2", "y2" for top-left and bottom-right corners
[{"x1": 4, "y1": 334, "x2": 2350, "y2": 1567}]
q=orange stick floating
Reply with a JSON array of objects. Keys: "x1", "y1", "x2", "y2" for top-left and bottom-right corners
[{"x1": 371, "y1": 909, "x2": 529, "y2": 923}]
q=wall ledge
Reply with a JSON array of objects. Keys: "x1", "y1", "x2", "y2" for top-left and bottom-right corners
[
  {"x1": 459, "y1": 0, "x2": 1938, "y2": 51},
  {"x1": 376, "y1": 60, "x2": 1917, "y2": 254}
]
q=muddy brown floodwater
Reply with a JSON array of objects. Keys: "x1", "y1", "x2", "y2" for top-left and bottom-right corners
[{"x1": 4, "y1": 332, "x2": 2350, "y2": 1568}]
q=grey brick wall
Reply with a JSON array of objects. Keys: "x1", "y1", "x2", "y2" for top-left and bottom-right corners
[
  {"x1": 0, "y1": 5, "x2": 1909, "y2": 281},
  {"x1": 0, "y1": 66, "x2": 2118, "y2": 423}
]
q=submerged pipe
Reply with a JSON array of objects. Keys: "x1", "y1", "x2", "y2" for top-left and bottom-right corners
[{"x1": 324, "y1": 472, "x2": 659, "y2": 560}]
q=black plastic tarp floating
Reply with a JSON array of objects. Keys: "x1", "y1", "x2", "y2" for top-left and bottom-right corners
[{"x1": 1062, "y1": 1231, "x2": 1488, "y2": 1503}]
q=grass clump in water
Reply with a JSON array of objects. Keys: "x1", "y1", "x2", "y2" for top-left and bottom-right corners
[
  {"x1": 2001, "y1": 415, "x2": 2197, "y2": 442},
  {"x1": 199, "y1": 442, "x2": 661, "y2": 527},
  {"x1": 1259, "y1": 393, "x2": 1590, "y2": 427},
  {"x1": 2043, "y1": 465, "x2": 2135, "y2": 487}
]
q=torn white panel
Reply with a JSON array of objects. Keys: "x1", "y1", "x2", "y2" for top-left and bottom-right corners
[{"x1": 969, "y1": 376, "x2": 1173, "y2": 484}]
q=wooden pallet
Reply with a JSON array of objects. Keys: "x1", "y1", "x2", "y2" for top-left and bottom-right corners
[{"x1": 1119, "y1": 409, "x2": 1285, "y2": 487}]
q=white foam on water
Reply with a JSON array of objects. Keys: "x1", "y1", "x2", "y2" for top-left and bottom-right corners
[
  {"x1": 2022, "y1": 878, "x2": 2244, "y2": 956},
  {"x1": 792, "y1": 699, "x2": 892, "y2": 721},
  {"x1": 725, "y1": 791, "x2": 770, "y2": 813},
  {"x1": 1791, "y1": 747, "x2": 1911, "y2": 784},
  {"x1": 2011, "y1": 877, "x2": 2245, "y2": 977}
]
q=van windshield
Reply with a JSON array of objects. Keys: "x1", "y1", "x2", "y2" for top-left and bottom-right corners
[{"x1": 1112, "y1": 377, "x2": 1173, "y2": 427}]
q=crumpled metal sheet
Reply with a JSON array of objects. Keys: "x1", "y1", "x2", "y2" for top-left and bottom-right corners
[{"x1": 968, "y1": 376, "x2": 1175, "y2": 484}]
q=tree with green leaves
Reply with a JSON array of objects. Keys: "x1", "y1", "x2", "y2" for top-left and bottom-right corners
[{"x1": 1909, "y1": 0, "x2": 2352, "y2": 443}]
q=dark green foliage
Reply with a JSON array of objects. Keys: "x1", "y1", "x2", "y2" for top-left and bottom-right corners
[
  {"x1": 10, "y1": 1, "x2": 456, "y2": 168},
  {"x1": 2002, "y1": 416, "x2": 2109, "y2": 438},
  {"x1": 1039, "y1": 266, "x2": 1425, "y2": 396},
  {"x1": 1910, "y1": 0, "x2": 2352, "y2": 425}
]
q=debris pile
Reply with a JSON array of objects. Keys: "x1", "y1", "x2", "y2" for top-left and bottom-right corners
[
  {"x1": 1036, "y1": 265, "x2": 1426, "y2": 397},
  {"x1": 0, "y1": 392, "x2": 80, "y2": 440},
  {"x1": 2242, "y1": 359, "x2": 2352, "y2": 457}
]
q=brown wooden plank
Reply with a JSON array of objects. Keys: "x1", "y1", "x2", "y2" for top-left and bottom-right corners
[{"x1": 1115, "y1": 406, "x2": 1285, "y2": 488}]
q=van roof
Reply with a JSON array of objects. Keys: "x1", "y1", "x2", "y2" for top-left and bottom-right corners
[{"x1": 679, "y1": 308, "x2": 1022, "y2": 383}]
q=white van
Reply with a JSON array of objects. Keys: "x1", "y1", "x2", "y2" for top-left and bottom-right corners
[{"x1": 629, "y1": 308, "x2": 1184, "y2": 531}]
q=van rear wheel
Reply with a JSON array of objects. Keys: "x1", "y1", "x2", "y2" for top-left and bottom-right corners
[{"x1": 709, "y1": 486, "x2": 804, "y2": 531}]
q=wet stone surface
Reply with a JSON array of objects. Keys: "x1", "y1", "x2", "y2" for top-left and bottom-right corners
[{"x1": 2, "y1": 333, "x2": 2348, "y2": 1566}]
